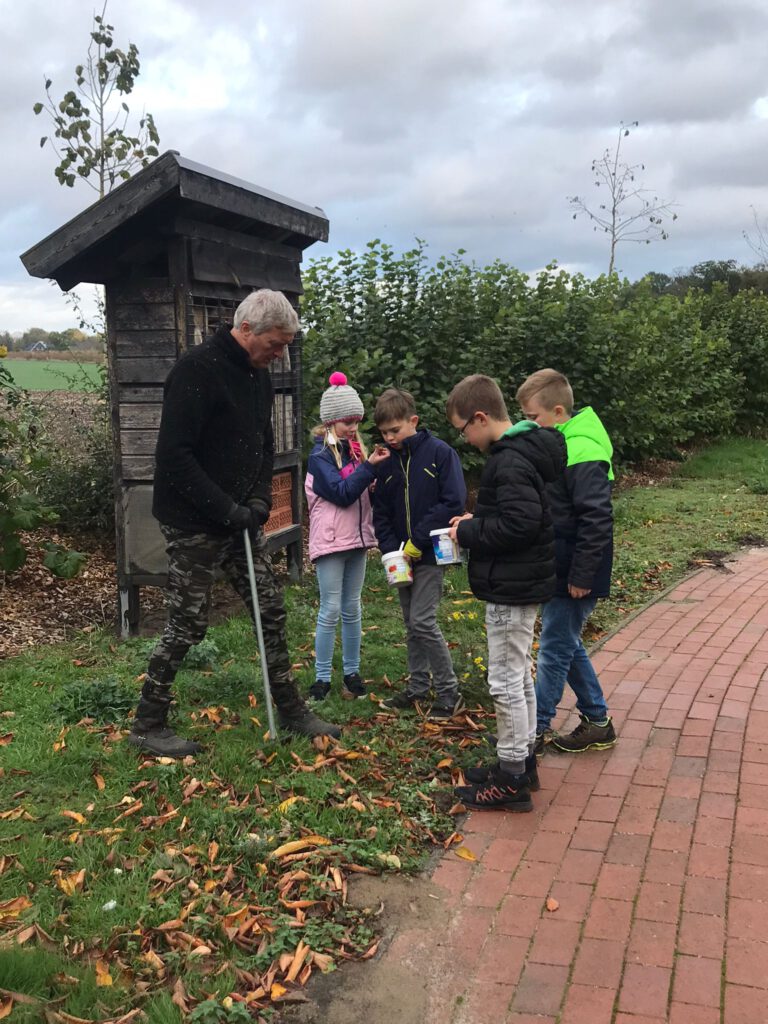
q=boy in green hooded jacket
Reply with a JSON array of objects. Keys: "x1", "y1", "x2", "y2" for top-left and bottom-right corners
[{"x1": 516, "y1": 368, "x2": 618, "y2": 754}]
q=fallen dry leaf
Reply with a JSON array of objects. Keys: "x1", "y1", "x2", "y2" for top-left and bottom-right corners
[
  {"x1": 271, "y1": 835, "x2": 331, "y2": 859},
  {"x1": 94, "y1": 959, "x2": 113, "y2": 987},
  {"x1": 93, "y1": 774, "x2": 105, "y2": 791},
  {"x1": 0, "y1": 896, "x2": 32, "y2": 921},
  {"x1": 375, "y1": 853, "x2": 401, "y2": 870},
  {"x1": 545, "y1": 896, "x2": 560, "y2": 913},
  {"x1": 0, "y1": 735, "x2": 13, "y2": 747},
  {"x1": 171, "y1": 977, "x2": 189, "y2": 1014},
  {"x1": 453, "y1": 846, "x2": 477, "y2": 862},
  {"x1": 61, "y1": 810, "x2": 87, "y2": 825},
  {"x1": 55, "y1": 869, "x2": 86, "y2": 896}
]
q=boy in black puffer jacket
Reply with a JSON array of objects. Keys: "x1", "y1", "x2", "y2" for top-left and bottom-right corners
[{"x1": 446, "y1": 375, "x2": 566, "y2": 810}]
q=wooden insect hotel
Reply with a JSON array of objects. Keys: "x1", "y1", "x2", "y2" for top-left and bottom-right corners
[{"x1": 22, "y1": 151, "x2": 329, "y2": 636}]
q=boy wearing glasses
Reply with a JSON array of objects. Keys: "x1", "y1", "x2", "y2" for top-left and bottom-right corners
[
  {"x1": 372, "y1": 388, "x2": 467, "y2": 720},
  {"x1": 446, "y1": 375, "x2": 566, "y2": 810}
]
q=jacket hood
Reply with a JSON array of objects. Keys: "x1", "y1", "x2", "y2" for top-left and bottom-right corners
[
  {"x1": 492, "y1": 425, "x2": 566, "y2": 483},
  {"x1": 557, "y1": 407, "x2": 614, "y2": 479},
  {"x1": 310, "y1": 435, "x2": 352, "y2": 459}
]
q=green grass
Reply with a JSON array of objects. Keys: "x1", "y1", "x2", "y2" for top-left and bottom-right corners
[
  {"x1": 675, "y1": 437, "x2": 768, "y2": 482},
  {"x1": 3, "y1": 359, "x2": 102, "y2": 391},
  {"x1": 0, "y1": 436, "x2": 766, "y2": 1018}
]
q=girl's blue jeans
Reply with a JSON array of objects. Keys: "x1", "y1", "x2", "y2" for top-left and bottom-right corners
[
  {"x1": 314, "y1": 549, "x2": 368, "y2": 681},
  {"x1": 535, "y1": 595, "x2": 609, "y2": 732}
]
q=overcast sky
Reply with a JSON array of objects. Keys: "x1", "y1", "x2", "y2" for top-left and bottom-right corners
[{"x1": 3, "y1": 0, "x2": 767, "y2": 332}]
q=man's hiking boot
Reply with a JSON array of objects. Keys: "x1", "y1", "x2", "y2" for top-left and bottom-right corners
[
  {"x1": 278, "y1": 704, "x2": 342, "y2": 740},
  {"x1": 128, "y1": 725, "x2": 202, "y2": 758},
  {"x1": 342, "y1": 673, "x2": 366, "y2": 700},
  {"x1": 380, "y1": 691, "x2": 420, "y2": 711},
  {"x1": 273, "y1": 674, "x2": 342, "y2": 739},
  {"x1": 464, "y1": 752, "x2": 540, "y2": 791},
  {"x1": 454, "y1": 764, "x2": 533, "y2": 812},
  {"x1": 551, "y1": 714, "x2": 617, "y2": 753},
  {"x1": 129, "y1": 692, "x2": 201, "y2": 759},
  {"x1": 308, "y1": 680, "x2": 331, "y2": 701}
]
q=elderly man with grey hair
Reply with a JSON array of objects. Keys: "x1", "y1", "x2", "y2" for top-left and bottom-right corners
[{"x1": 129, "y1": 289, "x2": 341, "y2": 757}]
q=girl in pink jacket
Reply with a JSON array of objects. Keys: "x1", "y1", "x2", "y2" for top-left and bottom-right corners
[{"x1": 305, "y1": 373, "x2": 389, "y2": 700}]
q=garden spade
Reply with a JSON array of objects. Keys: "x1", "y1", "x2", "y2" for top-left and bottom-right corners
[{"x1": 243, "y1": 528, "x2": 278, "y2": 742}]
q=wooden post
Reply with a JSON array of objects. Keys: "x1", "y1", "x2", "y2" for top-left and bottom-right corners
[{"x1": 104, "y1": 290, "x2": 134, "y2": 636}]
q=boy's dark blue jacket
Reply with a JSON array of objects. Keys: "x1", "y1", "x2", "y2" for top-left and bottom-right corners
[
  {"x1": 548, "y1": 407, "x2": 614, "y2": 599},
  {"x1": 372, "y1": 429, "x2": 467, "y2": 565}
]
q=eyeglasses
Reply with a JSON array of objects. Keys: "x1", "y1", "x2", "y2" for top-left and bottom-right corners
[{"x1": 457, "y1": 413, "x2": 477, "y2": 437}]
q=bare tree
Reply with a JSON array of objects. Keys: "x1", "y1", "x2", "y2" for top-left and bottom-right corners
[
  {"x1": 568, "y1": 121, "x2": 678, "y2": 274},
  {"x1": 744, "y1": 206, "x2": 768, "y2": 265}
]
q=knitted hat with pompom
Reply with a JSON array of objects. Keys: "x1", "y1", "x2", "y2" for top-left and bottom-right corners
[{"x1": 319, "y1": 372, "x2": 364, "y2": 424}]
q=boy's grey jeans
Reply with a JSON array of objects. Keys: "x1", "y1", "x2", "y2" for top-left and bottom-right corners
[
  {"x1": 399, "y1": 562, "x2": 458, "y2": 706},
  {"x1": 486, "y1": 602, "x2": 538, "y2": 766}
]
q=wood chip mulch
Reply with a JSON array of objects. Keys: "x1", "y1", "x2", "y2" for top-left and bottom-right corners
[{"x1": 0, "y1": 530, "x2": 146, "y2": 660}]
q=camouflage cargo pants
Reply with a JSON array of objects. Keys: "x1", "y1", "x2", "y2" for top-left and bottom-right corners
[{"x1": 144, "y1": 526, "x2": 295, "y2": 704}]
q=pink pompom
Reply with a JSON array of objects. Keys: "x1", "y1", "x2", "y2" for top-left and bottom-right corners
[{"x1": 328, "y1": 371, "x2": 347, "y2": 386}]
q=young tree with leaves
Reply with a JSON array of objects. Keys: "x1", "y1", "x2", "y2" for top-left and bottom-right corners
[
  {"x1": 568, "y1": 121, "x2": 678, "y2": 275},
  {"x1": 34, "y1": 0, "x2": 160, "y2": 198}
]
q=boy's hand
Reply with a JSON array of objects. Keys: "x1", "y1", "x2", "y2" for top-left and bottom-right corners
[
  {"x1": 448, "y1": 513, "x2": 472, "y2": 542},
  {"x1": 568, "y1": 584, "x2": 591, "y2": 599}
]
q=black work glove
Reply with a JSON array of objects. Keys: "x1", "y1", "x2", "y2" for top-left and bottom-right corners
[
  {"x1": 225, "y1": 503, "x2": 264, "y2": 538},
  {"x1": 248, "y1": 498, "x2": 271, "y2": 527}
]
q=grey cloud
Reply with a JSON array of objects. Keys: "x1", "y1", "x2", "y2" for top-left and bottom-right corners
[{"x1": 1, "y1": 0, "x2": 767, "y2": 331}]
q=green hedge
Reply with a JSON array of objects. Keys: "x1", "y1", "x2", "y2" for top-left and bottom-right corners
[{"x1": 300, "y1": 242, "x2": 767, "y2": 468}]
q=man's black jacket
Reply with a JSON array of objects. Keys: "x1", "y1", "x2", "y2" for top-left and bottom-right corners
[{"x1": 152, "y1": 325, "x2": 274, "y2": 534}]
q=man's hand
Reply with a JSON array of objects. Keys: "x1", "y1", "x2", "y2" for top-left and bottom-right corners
[
  {"x1": 449, "y1": 512, "x2": 473, "y2": 543},
  {"x1": 568, "y1": 584, "x2": 592, "y2": 599},
  {"x1": 226, "y1": 503, "x2": 266, "y2": 537},
  {"x1": 248, "y1": 498, "x2": 271, "y2": 527}
]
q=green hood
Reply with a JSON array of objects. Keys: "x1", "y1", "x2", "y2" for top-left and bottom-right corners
[
  {"x1": 557, "y1": 407, "x2": 614, "y2": 481},
  {"x1": 502, "y1": 420, "x2": 538, "y2": 438}
]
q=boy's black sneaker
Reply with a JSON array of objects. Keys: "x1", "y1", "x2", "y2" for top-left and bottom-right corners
[
  {"x1": 379, "y1": 691, "x2": 420, "y2": 711},
  {"x1": 551, "y1": 714, "x2": 617, "y2": 753},
  {"x1": 533, "y1": 728, "x2": 555, "y2": 756},
  {"x1": 464, "y1": 753, "x2": 540, "y2": 791},
  {"x1": 308, "y1": 680, "x2": 331, "y2": 701},
  {"x1": 426, "y1": 696, "x2": 466, "y2": 722},
  {"x1": 342, "y1": 673, "x2": 366, "y2": 700},
  {"x1": 454, "y1": 765, "x2": 533, "y2": 812}
]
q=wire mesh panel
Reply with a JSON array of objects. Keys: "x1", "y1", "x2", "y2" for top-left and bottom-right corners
[{"x1": 186, "y1": 293, "x2": 301, "y2": 454}]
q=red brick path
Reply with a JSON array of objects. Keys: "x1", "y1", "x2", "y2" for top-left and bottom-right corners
[{"x1": 385, "y1": 548, "x2": 768, "y2": 1023}]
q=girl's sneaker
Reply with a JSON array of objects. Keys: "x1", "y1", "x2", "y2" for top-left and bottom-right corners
[
  {"x1": 309, "y1": 680, "x2": 331, "y2": 701},
  {"x1": 342, "y1": 673, "x2": 366, "y2": 700}
]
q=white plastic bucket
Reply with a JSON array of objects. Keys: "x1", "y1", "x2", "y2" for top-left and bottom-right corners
[
  {"x1": 430, "y1": 528, "x2": 463, "y2": 565},
  {"x1": 382, "y1": 550, "x2": 413, "y2": 587}
]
